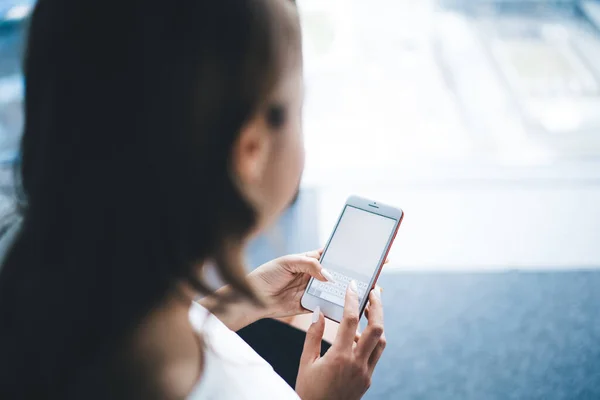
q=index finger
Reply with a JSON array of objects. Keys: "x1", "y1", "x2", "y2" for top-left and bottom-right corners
[
  {"x1": 333, "y1": 280, "x2": 360, "y2": 350},
  {"x1": 303, "y1": 248, "x2": 324, "y2": 260}
]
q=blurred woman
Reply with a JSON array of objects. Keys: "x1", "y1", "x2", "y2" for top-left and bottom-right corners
[{"x1": 0, "y1": 0, "x2": 386, "y2": 398}]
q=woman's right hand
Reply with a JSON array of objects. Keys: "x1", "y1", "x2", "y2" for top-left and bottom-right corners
[{"x1": 295, "y1": 282, "x2": 386, "y2": 400}]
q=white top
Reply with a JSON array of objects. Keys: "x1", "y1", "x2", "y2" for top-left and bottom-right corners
[{"x1": 187, "y1": 302, "x2": 301, "y2": 400}]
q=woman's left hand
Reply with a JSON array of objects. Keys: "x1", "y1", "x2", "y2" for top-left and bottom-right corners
[{"x1": 247, "y1": 249, "x2": 332, "y2": 319}]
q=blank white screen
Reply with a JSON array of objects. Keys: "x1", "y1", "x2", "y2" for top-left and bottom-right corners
[{"x1": 321, "y1": 206, "x2": 396, "y2": 280}]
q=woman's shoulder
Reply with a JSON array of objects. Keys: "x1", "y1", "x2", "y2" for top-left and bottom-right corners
[{"x1": 188, "y1": 302, "x2": 300, "y2": 400}]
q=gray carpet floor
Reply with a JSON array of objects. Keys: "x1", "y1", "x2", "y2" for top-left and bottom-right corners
[{"x1": 365, "y1": 271, "x2": 600, "y2": 400}]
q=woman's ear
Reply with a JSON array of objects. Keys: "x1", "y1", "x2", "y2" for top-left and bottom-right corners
[{"x1": 232, "y1": 114, "x2": 273, "y2": 190}]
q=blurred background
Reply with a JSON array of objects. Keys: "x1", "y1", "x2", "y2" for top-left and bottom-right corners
[{"x1": 1, "y1": 0, "x2": 599, "y2": 398}]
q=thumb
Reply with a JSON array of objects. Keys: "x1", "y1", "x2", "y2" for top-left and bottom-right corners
[{"x1": 300, "y1": 306, "x2": 325, "y2": 366}]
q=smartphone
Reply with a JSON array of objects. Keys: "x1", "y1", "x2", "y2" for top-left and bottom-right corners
[{"x1": 301, "y1": 195, "x2": 403, "y2": 322}]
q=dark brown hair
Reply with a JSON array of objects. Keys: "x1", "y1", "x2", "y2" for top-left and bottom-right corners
[{"x1": 0, "y1": 0, "x2": 300, "y2": 398}]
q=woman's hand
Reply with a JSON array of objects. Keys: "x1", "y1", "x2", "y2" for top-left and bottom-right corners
[
  {"x1": 295, "y1": 283, "x2": 386, "y2": 400},
  {"x1": 247, "y1": 249, "x2": 333, "y2": 319},
  {"x1": 198, "y1": 249, "x2": 331, "y2": 331}
]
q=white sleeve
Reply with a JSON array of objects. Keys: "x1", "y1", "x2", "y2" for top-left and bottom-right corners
[{"x1": 188, "y1": 302, "x2": 301, "y2": 400}]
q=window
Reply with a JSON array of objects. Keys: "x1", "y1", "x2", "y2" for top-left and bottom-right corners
[{"x1": 298, "y1": 0, "x2": 600, "y2": 270}]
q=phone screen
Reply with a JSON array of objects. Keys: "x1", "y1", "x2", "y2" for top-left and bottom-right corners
[{"x1": 307, "y1": 205, "x2": 396, "y2": 307}]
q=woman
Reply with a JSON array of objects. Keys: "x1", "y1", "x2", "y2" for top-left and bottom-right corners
[{"x1": 0, "y1": 0, "x2": 386, "y2": 398}]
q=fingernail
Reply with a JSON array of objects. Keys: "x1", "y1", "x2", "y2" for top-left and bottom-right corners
[
  {"x1": 372, "y1": 286, "x2": 382, "y2": 299},
  {"x1": 312, "y1": 306, "x2": 320, "y2": 323},
  {"x1": 321, "y1": 268, "x2": 335, "y2": 283},
  {"x1": 349, "y1": 280, "x2": 358, "y2": 293}
]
